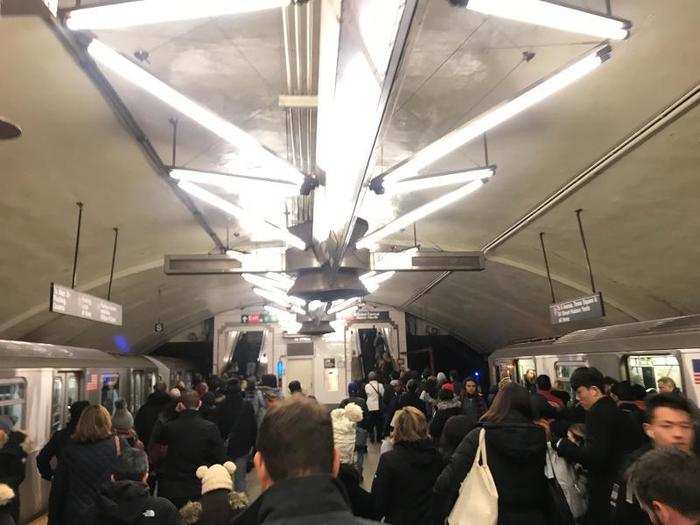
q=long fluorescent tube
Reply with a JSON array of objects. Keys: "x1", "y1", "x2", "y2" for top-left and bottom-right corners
[
  {"x1": 328, "y1": 298, "x2": 361, "y2": 315},
  {"x1": 253, "y1": 287, "x2": 306, "y2": 312},
  {"x1": 465, "y1": 0, "x2": 629, "y2": 40},
  {"x1": 383, "y1": 167, "x2": 494, "y2": 195},
  {"x1": 87, "y1": 39, "x2": 303, "y2": 185},
  {"x1": 357, "y1": 180, "x2": 484, "y2": 249},
  {"x1": 383, "y1": 47, "x2": 609, "y2": 185},
  {"x1": 264, "y1": 305, "x2": 297, "y2": 320},
  {"x1": 171, "y1": 169, "x2": 300, "y2": 193},
  {"x1": 242, "y1": 273, "x2": 291, "y2": 292},
  {"x1": 363, "y1": 271, "x2": 396, "y2": 286},
  {"x1": 67, "y1": 0, "x2": 291, "y2": 30},
  {"x1": 265, "y1": 273, "x2": 296, "y2": 289},
  {"x1": 178, "y1": 181, "x2": 306, "y2": 250}
]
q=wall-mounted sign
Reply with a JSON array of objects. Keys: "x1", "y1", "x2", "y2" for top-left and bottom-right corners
[
  {"x1": 353, "y1": 310, "x2": 390, "y2": 322},
  {"x1": 50, "y1": 283, "x2": 123, "y2": 326},
  {"x1": 550, "y1": 292, "x2": 605, "y2": 325},
  {"x1": 324, "y1": 358, "x2": 336, "y2": 369},
  {"x1": 241, "y1": 312, "x2": 275, "y2": 324}
]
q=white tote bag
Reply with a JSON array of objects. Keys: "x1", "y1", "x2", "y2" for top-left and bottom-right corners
[{"x1": 447, "y1": 428, "x2": 498, "y2": 525}]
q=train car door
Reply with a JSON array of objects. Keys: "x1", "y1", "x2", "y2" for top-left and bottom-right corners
[{"x1": 51, "y1": 371, "x2": 82, "y2": 431}]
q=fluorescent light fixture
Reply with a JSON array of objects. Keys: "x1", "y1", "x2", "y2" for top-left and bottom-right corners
[
  {"x1": 87, "y1": 39, "x2": 303, "y2": 185},
  {"x1": 170, "y1": 169, "x2": 300, "y2": 194},
  {"x1": 280, "y1": 320, "x2": 303, "y2": 334},
  {"x1": 264, "y1": 305, "x2": 297, "y2": 320},
  {"x1": 363, "y1": 271, "x2": 395, "y2": 286},
  {"x1": 67, "y1": 0, "x2": 291, "y2": 30},
  {"x1": 357, "y1": 180, "x2": 484, "y2": 249},
  {"x1": 328, "y1": 298, "x2": 361, "y2": 315},
  {"x1": 178, "y1": 181, "x2": 306, "y2": 250},
  {"x1": 308, "y1": 300, "x2": 325, "y2": 311},
  {"x1": 360, "y1": 271, "x2": 377, "y2": 281},
  {"x1": 264, "y1": 273, "x2": 296, "y2": 289},
  {"x1": 465, "y1": 0, "x2": 629, "y2": 40},
  {"x1": 383, "y1": 167, "x2": 494, "y2": 195},
  {"x1": 383, "y1": 46, "x2": 610, "y2": 185},
  {"x1": 242, "y1": 273, "x2": 291, "y2": 292},
  {"x1": 226, "y1": 249, "x2": 248, "y2": 260},
  {"x1": 253, "y1": 287, "x2": 306, "y2": 313}
]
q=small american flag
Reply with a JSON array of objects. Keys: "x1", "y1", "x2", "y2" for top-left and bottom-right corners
[{"x1": 693, "y1": 359, "x2": 700, "y2": 385}]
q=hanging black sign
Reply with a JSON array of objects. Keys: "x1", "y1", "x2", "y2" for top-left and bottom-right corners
[
  {"x1": 353, "y1": 311, "x2": 391, "y2": 321},
  {"x1": 50, "y1": 283, "x2": 123, "y2": 326},
  {"x1": 549, "y1": 292, "x2": 605, "y2": 324}
]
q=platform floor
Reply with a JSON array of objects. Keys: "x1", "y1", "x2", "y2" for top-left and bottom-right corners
[{"x1": 29, "y1": 442, "x2": 383, "y2": 524}]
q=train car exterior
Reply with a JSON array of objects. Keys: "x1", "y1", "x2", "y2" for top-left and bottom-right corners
[
  {"x1": 0, "y1": 340, "x2": 195, "y2": 524},
  {"x1": 489, "y1": 315, "x2": 700, "y2": 406}
]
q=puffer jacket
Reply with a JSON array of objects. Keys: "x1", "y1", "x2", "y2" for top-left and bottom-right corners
[
  {"x1": 0, "y1": 430, "x2": 30, "y2": 523},
  {"x1": 180, "y1": 488, "x2": 248, "y2": 524},
  {"x1": 429, "y1": 399, "x2": 462, "y2": 445},
  {"x1": 372, "y1": 440, "x2": 445, "y2": 525},
  {"x1": 331, "y1": 403, "x2": 364, "y2": 464},
  {"x1": 434, "y1": 412, "x2": 548, "y2": 524},
  {"x1": 92, "y1": 480, "x2": 181, "y2": 524},
  {"x1": 52, "y1": 436, "x2": 127, "y2": 522}
]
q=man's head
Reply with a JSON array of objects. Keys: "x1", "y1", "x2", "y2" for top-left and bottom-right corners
[
  {"x1": 610, "y1": 381, "x2": 636, "y2": 403},
  {"x1": 154, "y1": 381, "x2": 167, "y2": 393},
  {"x1": 177, "y1": 390, "x2": 201, "y2": 411},
  {"x1": 658, "y1": 377, "x2": 678, "y2": 395},
  {"x1": 536, "y1": 374, "x2": 552, "y2": 392},
  {"x1": 644, "y1": 394, "x2": 696, "y2": 453},
  {"x1": 570, "y1": 367, "x2": 605, "y2": 410},
  {"x1": 628, "y1": 447, "x2": 700, "y2": 525},
  {"x1": 367, "y1": 372, "x2": 377, "y2": 382},
  {"x1": 288, "y1": 380, "x2": 302, "y2": 395},
  {"x1": 112, "y1": 447, "x2": 149, "y2": 483},
  {"x1": 464, "y1": 377, "x2": 478, "y2": 396},
  {"x1": 603, "y1": 376, "x2": 618, "y2": 395},
  {"x1": 255, "y1": 397, "x2": 339, "y2": 491}
]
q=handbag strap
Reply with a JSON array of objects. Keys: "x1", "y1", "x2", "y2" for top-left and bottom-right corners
[
  {"x1": 472, "y1": 427, "x2": 488, "y2": 469},
  {"x1": 114, "y1": 435, "x2": 122, "y2": 456}
]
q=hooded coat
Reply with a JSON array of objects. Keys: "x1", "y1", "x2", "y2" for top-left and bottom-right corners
[
  {"x1": 434, "y1": 412, "x2": 548, "y2": 525},
  {"x1": 371, "y1": 440, "x2": 445, "y2": 525},
  {"x1": 92, "y1": 480, "x2": 181, "y2": 525},
  {"x1": 429, "y1": 399, "x2": 462, "y2": 445},
  {"x1": 134, "y1": 390, "x2": 171, "y2": 447},
  {"x1": 0, "y1": 431, "x2": 29, "y2": 523}
]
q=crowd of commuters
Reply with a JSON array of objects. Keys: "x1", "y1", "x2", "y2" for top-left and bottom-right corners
[{"x1": 0, "y1": 364, "x2": 698, "y2": 525}]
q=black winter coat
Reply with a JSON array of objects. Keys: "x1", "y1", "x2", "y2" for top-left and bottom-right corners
[
  {"x1": 0, "y1": 431, "x2": 29, "y2": 523},
  {"x1": 151, "y1": 410, "x2": 225, "y2": 501},
  {"x1": 37, "y1": 425, "x2": 76, "y2": 481},
  {"x1": 226, "y1": 400, "x2": 257, "y2": 460},
  {"x1": 439, "y1": 415, "x2": 477, "y2": 459},
  {"x1": 434, "y1": 413, "x2": 548, "y2": 525},
  {"x1": 134, "y1": 391, "x2": 171, "y2": 447},
  {"x1": 180, "y1": 488, "x2": 247, "y2": 525},
  {"x1": 396, "y1": 392, "x2": 427, "y2": 416},
  {"x1": 232, "y1": 475, "x2": 378, "y2": 525},
  {"x1": 556, "y1": 396, "x2": 644, "y2": 523},
  {"x1": 430, "y1": 401, "x2": 462, "y2": 445},
  {"x1": 372, "y1": 440, "x2": 445, "y2": 525},
  {"x1": 92, "y1": 480, "x2": 181, "y2": 525},
  {"x1": 52, "y1": 436, "x2": 127, "y2": 523}
]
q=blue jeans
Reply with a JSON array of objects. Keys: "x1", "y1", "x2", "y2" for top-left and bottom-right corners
[{"x1": 234, "y1": 454, "x2": 248, "y2": 493}]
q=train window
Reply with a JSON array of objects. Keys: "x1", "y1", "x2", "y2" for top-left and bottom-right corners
[
  {"x1": 627, "y1": 355, "x2": 682, "y2": 393},
  {"x1": 555, "y1": 362, "x2": 586, "y2": 392},
  {"x1": 145, "y1": 372, "x2": 156, "y2": 393},
  {"x1": 51, "y1": 377, "x2": 63, "y2": 433},
  {"x1": 496, "y1": 361, "x2": 515, "y2": 382},
  {"x1": 66, "y1": 373, "x2": 80, "y2": 407},
  {"x1": 515, "y1": 358, "x2": 536, "y2": 384},
  {"x1": 131, "y1": 371, "x2": 144, "y2": 413},
  {"x1": 0, "y1": 379, "x2": 26, "y2": 428},
  {"x1": 101, "y1": 373, "x2": 120, "y2": 414}
]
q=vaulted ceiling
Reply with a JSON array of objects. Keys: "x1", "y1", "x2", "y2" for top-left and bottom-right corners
[{"x1": 1, "y1": 0, "x2": 698, "y2": 354}]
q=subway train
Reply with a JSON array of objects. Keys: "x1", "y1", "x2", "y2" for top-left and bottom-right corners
[
  {"x1": 0, "y1": 339, "x2": 197, "y2": 523},
  {"x1": 489, "y1": 314, "x2": 700, "y2": 405}
]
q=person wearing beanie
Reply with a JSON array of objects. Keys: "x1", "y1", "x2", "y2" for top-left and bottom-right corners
[
  {"x1": 180, "y1": 462, "x2": 248, "y2": 525},
  {"x1": 429, "y1": 387, "x2": 463, "y2": 445},
  {"x1": 113, "y1": 400, "x2": 144, "y2": 450}
]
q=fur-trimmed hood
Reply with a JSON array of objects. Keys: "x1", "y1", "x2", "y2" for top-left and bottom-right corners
[
  {"x1": 0, "y1": 429, "x2": 32, "y2": 456},
  {"x1": 0, "y1": 484, "x2": 14, "y2": 506},
  {"x1": 179, "y1": 490, "x2": 248, "y2": 524}
]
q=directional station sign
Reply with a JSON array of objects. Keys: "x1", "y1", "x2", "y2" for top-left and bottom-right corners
[
  {"x1": 549, "y1": 292, "x2": 605, "y2": 325},
  {"x1": 50, "y1": 283, "x2": 123, "y2": 326}
]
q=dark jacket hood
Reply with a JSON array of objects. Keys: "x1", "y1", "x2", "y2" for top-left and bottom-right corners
[
  {"x1": 146, "y1": 390, "x2": 171, "y2": 406},
  {"x1": 483, "y1": 412, "x2": 546, "y2": 463},
  {"x1": 394, "y1": 439, "x2": 441, "y2": 468},
  {"x1": 96, "y1": 481, "x2": 151, "y2": 523}
]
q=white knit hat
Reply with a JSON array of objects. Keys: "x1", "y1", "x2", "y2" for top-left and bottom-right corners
[{"x1": 196, "y1": 462, "x2": 236, "y2": 495}]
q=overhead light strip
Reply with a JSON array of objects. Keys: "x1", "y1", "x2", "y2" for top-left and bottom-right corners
[
  {"x1": 465, "y1": 0, "x2": 630, "y2": 40},
  {"x1": 382, "y1": 46, "x2": 610, "y2": 185},
  {"x1": 242, "y1": 273, "x2": 291, "y2": 292},
  {"x1": 66, "y1": 0, "x2": 293, "y2": 30},
  {"x1": 253, "y1": 287, "x2": 306, "y2": 312},
  {"x1": 383, "y1": 166, "x2": 494, "y2": 195},
  {"x1": 328, "y1": 298, "x2": 361, "y2": 315},
  {"x1": 171, "y1": 169, "x2": 300, "y2": 191},
  {"x1": 86, "y1": 39, "x2": 303, "y2": 185},
  {"x1": 357, "y1": 180, "x2": 484, "y2": 249},
  {"x1": 178, "y1": 181, "x2": 306, "y2": 250}
]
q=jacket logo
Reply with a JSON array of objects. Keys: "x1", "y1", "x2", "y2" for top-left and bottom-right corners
[{"x1": 142, "y1": 509, "x2": 155, "y2": 518}]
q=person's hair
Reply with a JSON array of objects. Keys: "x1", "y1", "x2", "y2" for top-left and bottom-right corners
[
  {"x1": 535, "y1": 375, "x2": 552, "y2": 391},
  {"x1": 628, "y1": 447, "x2": 700, "y2": 520},
  {"x1": 115, "y1": 399, "x2": 126, "y2": 411},
  {"x1": 392, "y1": 406, "x2": 429, "y2": 443},
  {"x1": 657, "y1": 377, "x2": 677, "y2": 389},
  {"x1": 72, "y1": 405, "x2": 113, "y2": 443},
  {"x1": 603, "y1": 376, "x2": 618, "y2": 387},
  {"x1": 288, "y1": 380, "x2": 302, "y2": 393},
  {"x1": 569, "y1": 423, "x2": 586, "y2": 439},
  {"x1": 449, "y1": 370, "x2": 459, "y2": 381},
  {"x1": 646, "y1": 393, "x2": 694, "y2": 422},
  {"x1": 481, "y1": 382, "x2": 534, "y2": 422},
  {"x1": 426, "y1": 377, "x2": 438, "y2": 398},
  {"x1": 69, "y1": 400, "x2": 90, "y2": 422},
  {"x1": 611, "y1": 380, "x2": 635, "y2": 401},
  {"x1": 632, "y1": 383, "x2": 648, "y2": 401},
  {"x1": 180, "y1": 390, "x2": 200, "y2": 409},
  {"x1": 553, "y1": 380, "x2": 566, "y2": 391},
  {"x1": 438, "y1": 388, "x2": 454, "y2": 401},
  {"x1": 155, "y1": 381, "x2": 168, "y2": 393},
  {"x1": 569, "y1": 367, "x2": 604, "y2": 391},
  {"x1": 112, "y1": 447, "x2": 149, "y2": 481},
  {"x1": 368, "y1": 372, "x2": 377, "y2": 381},
  {"x1": 406, "y1": 379, "x2": 418, "y2": 394},
  {"x1": 464, "y1": 376, "x2": 478, "y2": 387},
  {"x1": 261, "y1": 374, "x2": 278, "y2": 388},
  {"x1": 257, "y1": 397, "x2": 334, "y2": 482}
]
